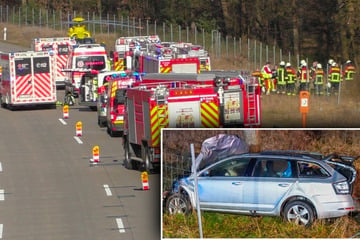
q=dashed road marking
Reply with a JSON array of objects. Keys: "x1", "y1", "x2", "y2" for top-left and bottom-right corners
[
  {"x1": 0, "y1": 190, "x2": 4, "y2": 201},
  {"x1": 73, "y1": 136, "x2": 83, "y2": 144},
  {"x1": 58, "y1": 118, "x2": 67, "y2": 125},
  {"x1": 0, "y1": 162, "x2": 2, "y2": 172},
  {"x1": 0, "y1": 224, "x2": 3, "y2": 238},
  {"x1": 103, "y1": 184, "x2": 112, "y2": 196},
  {"x1": 116, "y1": 218, "x2": 125, "y2": 233}
]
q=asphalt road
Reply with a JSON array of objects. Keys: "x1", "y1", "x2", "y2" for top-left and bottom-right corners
[{"x1": 0, "y1": 99, "x2": 160, "y2": 240}]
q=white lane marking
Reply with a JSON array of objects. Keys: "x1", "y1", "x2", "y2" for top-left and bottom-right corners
[
  {"x1": 58, "y1": 118, "x2": 67, "y2": 125},
  {"x1": 103, "y1": 184, "x2": 112, "y2": 196},
  {"x1": 116, "y1": 218, "x2": 125, "y2": 233},
  {"x1": 0, "y1": 224, "x2": 3, "y2": 238},
  {"x1": 0, "y1": 190, "x2": 4, "y2": 201},
  {"x1": 73, "y1": 136, "x2": 83, "y2": 144},
  {"x1": 0, "y1": 162, "x2": 2, "y2": 172}
]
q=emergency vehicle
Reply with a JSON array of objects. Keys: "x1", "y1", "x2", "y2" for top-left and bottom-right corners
[
  {"x1": 137, "y1": 71, "x2": 261, "y2": 127},
  {"x1": 96, "y1": 71, "x2": 136, "y2": 136},
  {"x1": 123, "y1": 83, "x2": 220, "y2": 171},
  {"x1": 112, "y1": 35, "x2": 160, "y2": 71},
  {"x1": 63, "y1": 43, "x2": 109, "y2": 98},
  {"x1": 32, "y1": 37, "x2": 77, "y2": 88},
  {"x1": 0, "y1": 51, "x2": 57, "y2": 109}
]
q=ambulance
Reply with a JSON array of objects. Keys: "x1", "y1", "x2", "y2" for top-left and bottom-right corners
[
  {"x1": 0, "y1": 51, "x2": 56, "y2": 109},
  {"x1": 63, "y1": 43, "x2": 109, "y2": 98},
  {"x1": 32, "y1": 37, "x2": 77, "y2": 88}
]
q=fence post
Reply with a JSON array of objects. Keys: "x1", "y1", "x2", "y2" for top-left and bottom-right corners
[
  {"x1": 178, "y1": 25, "x2": 181, "y2": 42},
  {"x1": 260, "y1": 42, "x2": 262, "y2": 69},
  {"x1": 202, "y1": 28, "x2": 205, "y2": 48},
  {"x1": 254, "y1": 39, "x2": 257, "y2": 68},
  {"x1": 18, "y1": 7, "x2": 20, "y2": 27}
]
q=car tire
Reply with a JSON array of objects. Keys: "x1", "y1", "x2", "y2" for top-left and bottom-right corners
[
  {"x1": 123, "y1": 137, "x2": 134, "y2": 170},
  {"x1": 165, "y1": 193, "x2": 192, "y2": 215},
  {"x1": 283, "y1": 200, "x2": 315, "y2": 227}
]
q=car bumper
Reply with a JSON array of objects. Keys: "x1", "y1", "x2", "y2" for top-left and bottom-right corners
[{"x1": 315, "y1": 195, "x2": 355, "y2": 219}]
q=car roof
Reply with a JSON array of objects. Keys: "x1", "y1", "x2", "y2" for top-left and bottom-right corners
[{"x1": 257, "y1": 150, "x2": 324, "y2": 160}]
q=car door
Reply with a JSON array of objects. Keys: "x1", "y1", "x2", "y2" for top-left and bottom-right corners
[
  {"x1": 242, "y1": 158, "x2": 297, "y2": 212},
  {"x1": 197, "y1": 157, "x2": 251, "y2": 211}
]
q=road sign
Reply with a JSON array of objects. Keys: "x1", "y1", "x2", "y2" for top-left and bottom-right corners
[
  {"x1": 92, "y1": 145, "x2": 100, "y2": 162},
  {"x1": 63, "y1": 105, "x2": 69, "y2": 119},
  {"x1": 141, "y1": 171, "x2": 149, "y2": 190},
  {"x1": 76, "y1": 121, "x2": 82, "y2": 136}
]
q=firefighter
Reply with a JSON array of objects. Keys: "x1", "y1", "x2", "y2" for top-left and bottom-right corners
[
  {"x1": 276, "y1": 61, "x2": 286, "y2": 94},
  {"x1": 285, "y1": 62, "x2": 297, "y2": 96},
  {"x1": 328, "y1": 62, "x2": 341, "y2": 95},
  {"x1": 313, "y1": 63, "x2": 325, "y2": 95},
  {"x1": 343, "y1": 60, "x2": 356, "y2": 81},
  {"x1": 297, "y1": 60, "x2": 309, "y2": 92},
  {"x1": 261, "y1": 62, "x2": 273, "y2": 95}
]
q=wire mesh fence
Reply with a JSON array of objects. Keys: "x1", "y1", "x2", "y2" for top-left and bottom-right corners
[
  {"x1": 162, "y1": 148, "x2": 192, "y2": 192},
  {"x1": 0, "y1": 5, "x2": 299, "y2": 72}
]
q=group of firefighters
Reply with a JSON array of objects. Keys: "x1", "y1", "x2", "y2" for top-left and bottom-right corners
[{"x1": 252, "y1": 59, "x2": 356, "y2": 96}]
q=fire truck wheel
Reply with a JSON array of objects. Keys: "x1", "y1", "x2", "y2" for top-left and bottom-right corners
[
  {"x1": 123, "y1": 137, "x2": 134, "y2": 169},
  {"x1": 98, "y1": 117, "x2": 106, "y2": 128},
  {"x1": 0, "y1": 95, "x2": 4, "y2": 108},
  {"x1": 141, "y1": 145, "x2": 151, "y2": 173}
]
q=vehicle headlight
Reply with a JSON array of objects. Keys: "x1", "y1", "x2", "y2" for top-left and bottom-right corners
[{"x1": 333, "y1": 181, "x2": 350, "y2": 194}]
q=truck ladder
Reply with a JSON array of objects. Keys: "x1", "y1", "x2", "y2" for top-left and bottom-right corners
[{"x1": 245, "y1": 76, "x2": 258, "y2": 127}]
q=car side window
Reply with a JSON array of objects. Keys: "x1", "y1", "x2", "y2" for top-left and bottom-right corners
[
  {"x1": 298, "y1": 161, "x2": 330, "y2": 177},
  {"x1": 204, "y1": 158, "x2": 251, "y2": 177},
  {"x1": 253, "y1": 159, "x2": 293, "y2": 178}
]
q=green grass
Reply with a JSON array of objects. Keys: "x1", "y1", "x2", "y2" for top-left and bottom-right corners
[{"x1": 163, "y1": 212, "x2": 360, "y2": 238}]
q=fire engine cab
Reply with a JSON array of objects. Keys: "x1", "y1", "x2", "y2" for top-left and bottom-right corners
[
  {"x1": 32, "y1": 37, "x2": 77, "y2": 88},
  {"x1": 63, "y1": 43, "x2": 109, "y2": 98},
  {"x1": 123, "y1": 83, "x2": 220, "y2": 171},
  {"x1": 0, "y1": 51, "x2": 57, "y2": 109}
]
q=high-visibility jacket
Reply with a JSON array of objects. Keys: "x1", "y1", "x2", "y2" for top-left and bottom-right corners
[
  {"x1": 261, "y1": 65, "x2": 272, "y2": 79},
  {"x1": 298, "y1": 67, "x2": 308, "y2": 83},
  {"x1": 286, "y1": 67, "x2": 296, "y2": 83},
  {"x1": 329, "y1": 66, "x2": 341, "y2": 82},
  {"x1": 277, "y1": 67, "x2": 286, "y2": 85},
  {"x1": 344, "y1": 65, "x2": 355, "y2": 80},
  {"x1": 314, "y1": 69, "x2": 324, "y2": 85}
]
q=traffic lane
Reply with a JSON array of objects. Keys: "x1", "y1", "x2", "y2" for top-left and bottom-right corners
[
  {"x1": 0, "y1": 105, "x2": 160, "y2": 239},
  {"x1": 0, "y1": 106, "x2": 122, "y2": 239},
  {"x1": 66, "y1": 104, "x2": 161, "y2": 240}
]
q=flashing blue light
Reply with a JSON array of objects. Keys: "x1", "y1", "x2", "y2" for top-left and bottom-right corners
[{"x1": 120, "y1": 73, "x2": 127, "y2": 77}]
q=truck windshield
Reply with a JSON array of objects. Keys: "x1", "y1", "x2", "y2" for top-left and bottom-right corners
[{"x1": 75, "y1": 56, "x2": 106, "y2": 70}]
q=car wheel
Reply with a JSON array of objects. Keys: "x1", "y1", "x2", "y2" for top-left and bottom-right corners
[
  {"x1": 283, "y1": 200, "x2": 315, "y2": 227},
  {"x1": 123, "y1": 137, "x2": 134, "y2": 170},
  {"x1": 165, "y1": 193, "x2": 192, "y2": 215}
]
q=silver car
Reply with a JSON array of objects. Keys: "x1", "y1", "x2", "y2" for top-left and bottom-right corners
[{"x1": 165, "y1": 151, "x2": 357, "y2": 226}]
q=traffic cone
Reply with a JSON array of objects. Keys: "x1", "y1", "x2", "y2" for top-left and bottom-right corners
[
  {"x1": 63, "y1": 105, "x2": 69, "y2": 119},
  {"x1": 141, "y1": 171, "x2": 149, "y2": 190},
  {"x1": 76, "y1": 121, "x2": 82, "y2": 136}
]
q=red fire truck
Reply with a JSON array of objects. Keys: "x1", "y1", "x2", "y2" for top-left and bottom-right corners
[
  {"x1": 0, "y1": 51, "x2": 57, "y2": 109},
  {"x1": 136, "y1": 71, "x2": 261, "y2": 127},
  {"x1": 123, "y1": 84, "x2": 220, "y2": 171},
  {"x1": 96, "y1": 71, "x2": 136, "y2": 136},
  {"x1": 32, "y1": 37, "x2": 77, "y2": 88},
  {"x1": 112, "y1": 35, "x2": 160, "y2": 71}
]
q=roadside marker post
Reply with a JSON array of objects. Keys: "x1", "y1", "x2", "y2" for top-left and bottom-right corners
[
  {"x1": 76, "y1": 121, "x2": 82, "y2": 136},
  {"x1": 63, "y1": 105, "x2": 69, "y2": 119},
  {"x1": 141, "y1": 171, "x2": 149, "y2": 190},
  {"x1": 299, "y1": 91, "x2": 310, "y2": 127}
]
